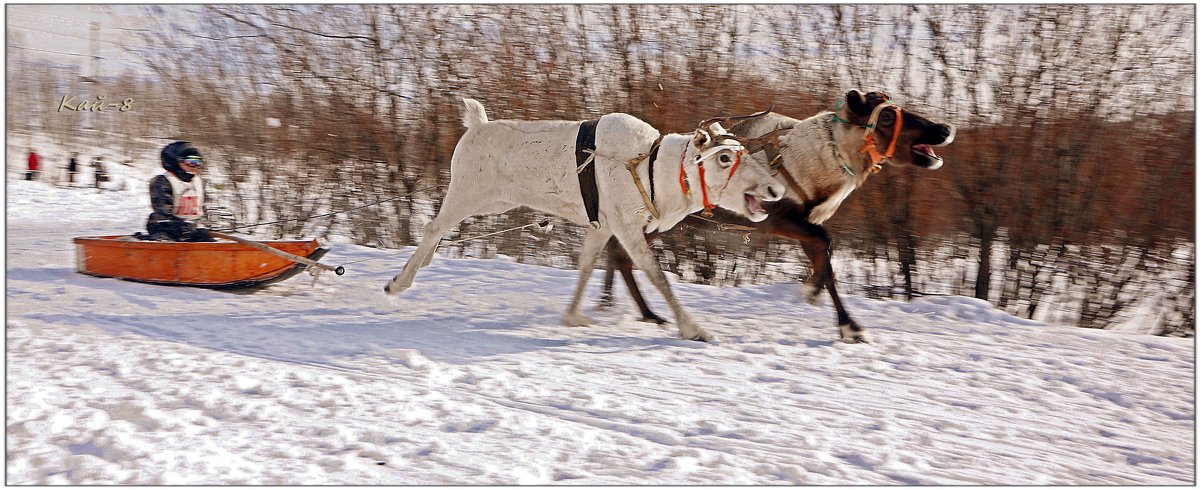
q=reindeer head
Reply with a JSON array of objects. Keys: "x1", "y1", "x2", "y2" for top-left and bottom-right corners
[
  {"x1": 843, "y1": 89, "x2": 956, "y2": 170},
  {"x1": 688, "y1": 117, "x2": 785, "y2": 222}
]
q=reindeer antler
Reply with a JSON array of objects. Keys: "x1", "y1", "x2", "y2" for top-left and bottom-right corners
[
  {"x1": 695, "y1": 116, "x2": 726, "y2": 143},
  {"x1": 696, "y1": 105, "x2": 776, "y2": 141}
]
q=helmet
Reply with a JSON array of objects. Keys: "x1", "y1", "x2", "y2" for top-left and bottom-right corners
[
  {"x1": 161, "y1": 141, "x2": 201, "y2": 179},
  {"x1": 161, "y1": 141, "x2": 200, "y2": 168}
]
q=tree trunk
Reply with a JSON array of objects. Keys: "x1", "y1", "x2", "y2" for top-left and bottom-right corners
[{"x1": 974, "y1": 223, "x2": 994, "y2": 301}]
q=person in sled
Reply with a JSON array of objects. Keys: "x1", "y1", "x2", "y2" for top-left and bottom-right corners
[{"x1": 143, "y1": 141, "x2": 214, "y2": 242}]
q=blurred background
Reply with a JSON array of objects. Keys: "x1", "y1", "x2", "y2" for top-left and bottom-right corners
[{"x1": 7, "y1": 5, "x2": 1194, "y2": 335}]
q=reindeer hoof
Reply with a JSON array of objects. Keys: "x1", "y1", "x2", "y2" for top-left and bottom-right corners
[
  {"x1": 640, "y1": 314, "x2": 668, "y2": 325},
  {"x1": 800, "y1": 283, "x2": 822, "y2": 306},
  {"x1": 838, "y1": 323, "x2": 869, "y2": 343},
  {"x1": 388, "y1": 276, "x2": 417, "y2": 294},
  {"x1": 679, "y1": 326, "x2": 712, "y2": 342},
  {"x1": 563, "y1": 312, "x2": 592, "y2": 327},
  {"x1": 594, "y1": 296, "x2": 615, "y2": 311}
]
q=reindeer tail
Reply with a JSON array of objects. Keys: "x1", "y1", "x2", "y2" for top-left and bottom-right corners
[{"x1": 461, "y1": 98, "x2": 489, "y2": 129}]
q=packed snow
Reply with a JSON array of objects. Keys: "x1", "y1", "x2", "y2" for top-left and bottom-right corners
[{"x1": 5, "y1": 152, "x2": 1195, "y2": 484}]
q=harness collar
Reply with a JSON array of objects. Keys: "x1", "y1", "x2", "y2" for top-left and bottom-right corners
[{"x1": 647, "y1": 139, "x2": 661, "y2": 203}]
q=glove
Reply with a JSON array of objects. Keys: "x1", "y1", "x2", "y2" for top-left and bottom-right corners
[{"x1": 182, "y1": 226, "x2": 214, "y2": 242}]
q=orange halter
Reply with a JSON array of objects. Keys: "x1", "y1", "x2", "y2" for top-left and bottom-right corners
[{"x1": 856, "y1": 101, "x2": 903, "y2": 173}]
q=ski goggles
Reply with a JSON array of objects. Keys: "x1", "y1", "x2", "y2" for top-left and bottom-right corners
[{"x1": 181, "y1": 156, "x2": 203, "y2": 167}]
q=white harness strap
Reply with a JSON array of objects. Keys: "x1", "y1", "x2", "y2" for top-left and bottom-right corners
[
  {"x1": 864, "y1": 100, "x2": 898, "y2": 134},
  {"x1": 692, "y1": 139, "x2": 744, "y2": 163}
]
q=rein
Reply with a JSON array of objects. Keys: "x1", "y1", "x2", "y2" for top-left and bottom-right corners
[
  {"x1": 735, "y1": 127, "x2": 810, "y2": 202},
  {"x1": 688, "y1": 212, "x2": 756, "y2": 244},
  {"x1": 624, "y1": 135, "x2": 664, "y2": 220}
]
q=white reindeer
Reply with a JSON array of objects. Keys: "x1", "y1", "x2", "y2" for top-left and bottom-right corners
[{"x1": 385, "y1": 98, "x2": 785, "y2": 341}]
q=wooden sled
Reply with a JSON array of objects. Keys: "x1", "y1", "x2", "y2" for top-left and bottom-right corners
[{"x1": 72, "y1": 235, "x2": 335, "y2": 289}]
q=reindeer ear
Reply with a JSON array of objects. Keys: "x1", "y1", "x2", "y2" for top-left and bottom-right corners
[
  {"x1": 845, "y1": 90, "x2": 871, "y2": 116},
  {"x1": 693, "y1": 130, "x2": 710, "y2": 147}
]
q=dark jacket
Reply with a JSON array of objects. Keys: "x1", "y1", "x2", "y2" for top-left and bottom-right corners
[{"x1": 145, "y1": 174, "x2": 211, "y2": 241}]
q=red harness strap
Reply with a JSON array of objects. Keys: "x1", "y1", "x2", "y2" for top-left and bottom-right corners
[
  {"x1": 678, "y1": 147, "x2": 692, "y2": 196},
  {"x1": 682, "y1": 147, "x2": 744, "y2": 216},
  {"x1": 709, "y1": 151, "x2": 743, "y2": 212}
]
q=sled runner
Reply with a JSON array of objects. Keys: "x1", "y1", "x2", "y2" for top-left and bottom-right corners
[{"x1": 72, "y1": 235, "x2": 341, "y2": 288}]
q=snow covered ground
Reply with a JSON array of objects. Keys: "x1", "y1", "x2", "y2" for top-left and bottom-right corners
[{"x1": 6, "y1": 168, "x2": 1195, "y2": 484}]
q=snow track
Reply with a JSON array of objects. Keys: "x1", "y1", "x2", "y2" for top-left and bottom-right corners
[{"x1": 6, "y1": 178, "x2": 1195, "y2": 484}]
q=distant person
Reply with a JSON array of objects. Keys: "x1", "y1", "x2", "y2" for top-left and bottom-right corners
[
  {"x1": 67, "y1": 152, "x2": 79, "y2": 185},
  {"x1": 142, "y1": 142, "x2": 213, "y2": 242},
  {"x1": 93, "y1": 156, "x2": 107, "y2": 189},
  {"x1": 25, "y1": 149, "x2": 39, "y2": 181}
]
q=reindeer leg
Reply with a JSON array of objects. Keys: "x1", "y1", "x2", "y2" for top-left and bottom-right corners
[
  {"x1": 596, "y1": 240, "x2": 617, "y2": 310},
  {"x1": 774, "y1": 220, "x2": 867, "y2": 343},
  {"x1": 611, "y1": 225, "x2": 710, "y2": 341},
  {"x1": 386, "y1": 188, "x2": 505, "y2": 295},
  {"x1": 598, "y1": 268, "x2": 616, "y2": 310},
  {"x1": 608, "y1": 239, "x2": 668, "y2": 324},
  {"x1": 824, "y1": 276, "x2": 865, "y2": 343},
  {"x1": 385, "y1": 215, "x2": 458, "y2": 294},
  {"x1": 564, "y1": 227, "x2": 614, "y2": 327},
  {"x1": 801, "y1": 226, "x2": 867, "y2": 343},
  {"x1": 598, "y1": 237, "x2": 667, "y2": 323},
  {"x1": 620, "y1": 263, "x2": 669, "y2": 325}
]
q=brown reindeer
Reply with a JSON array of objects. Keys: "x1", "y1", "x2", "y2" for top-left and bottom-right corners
[{"x1": 598, "y1": 90, "x2": 956, "y2": 343}]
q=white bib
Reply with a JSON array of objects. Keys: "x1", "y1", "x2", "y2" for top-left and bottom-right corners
[{"x1": 164, "y1": 173, "x2": 204, "y2": 222}]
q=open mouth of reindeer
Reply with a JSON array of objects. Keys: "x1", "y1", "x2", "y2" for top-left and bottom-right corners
[
  {"x1": 912, "y1": 143, "x2": 944, "y2": 169},
  {"x1": 913, "y1": 144, "x2": 941, "y2": 162},
  {"x1": 911, "y1": 124, "x2": 954, "y2": 169},
  {"x1": 745, "y1": 193, "x2": 767, "y2": 216}
]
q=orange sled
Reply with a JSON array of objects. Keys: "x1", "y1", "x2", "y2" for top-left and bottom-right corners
[{"x1": 73, "y1": 235, "x2": 332, "y2": 288}]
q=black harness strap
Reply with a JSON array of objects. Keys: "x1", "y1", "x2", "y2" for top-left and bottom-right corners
[
  {"x1": 575, "y1": 119, "x2": 602, "y2": 228},
  {"x1": 646, "y1": 139, "x2": 661, "y2": 203}
]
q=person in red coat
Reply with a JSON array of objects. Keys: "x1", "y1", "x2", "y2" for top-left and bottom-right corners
[{"x1": 25, "y1": 149, "x2": 39, "y2": 181}]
